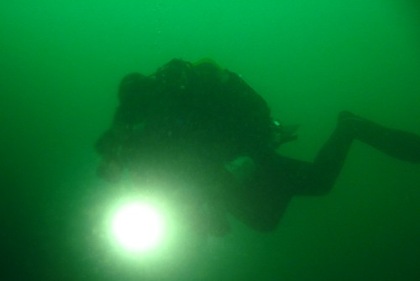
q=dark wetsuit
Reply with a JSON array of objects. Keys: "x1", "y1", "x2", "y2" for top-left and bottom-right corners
[{"x1": 96, "y1": 59, "x2": 420, "y2": 235}]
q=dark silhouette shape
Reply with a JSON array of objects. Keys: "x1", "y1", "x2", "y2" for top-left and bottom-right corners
[{"x1": 96, "y1": 59, "x2": 420, "y2": 236}]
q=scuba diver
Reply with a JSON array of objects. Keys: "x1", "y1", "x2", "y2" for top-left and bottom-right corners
[{"x1": 96, "y1": 58, "x2": 420, "y2": 236}]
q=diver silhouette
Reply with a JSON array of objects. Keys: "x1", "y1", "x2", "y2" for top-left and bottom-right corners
[{"x1": 96, "y1": 59, "x2": 420, "y2": 236}]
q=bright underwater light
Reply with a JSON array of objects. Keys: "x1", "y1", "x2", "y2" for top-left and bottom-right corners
[{"x1": 111, "y1": 201, "x2": 165, "y2": 252}]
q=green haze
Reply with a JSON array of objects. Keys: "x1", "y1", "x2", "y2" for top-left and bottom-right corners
[{"x1": 1, "y1": 1, "x2": 419, "y2": 280}]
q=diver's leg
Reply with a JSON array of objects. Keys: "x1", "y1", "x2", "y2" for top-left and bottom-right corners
[
  {"x1": 285, "y1": 111, "x2": 420, "y2": 196},
  {"x1": 226, "y1": 112, "x2": 420, "y2": 228},
  {"x1": 224, "y1": 115, "x2": 355, "y2": 228},
  {"x1": 341, "y1": 111, "x2": 420, "y2": 163},
  {"x1": 277, "y1": 117, "x2": 355, "y2": 196}
]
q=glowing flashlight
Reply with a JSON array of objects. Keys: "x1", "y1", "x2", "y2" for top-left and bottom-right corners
[{"x1": 111, "y1": 201, "x2": 165, "y2": 253}]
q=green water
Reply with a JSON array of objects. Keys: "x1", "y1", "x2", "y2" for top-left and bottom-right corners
[{"x1": 1, "y1": 1, "x2": 419, "y2": 280}]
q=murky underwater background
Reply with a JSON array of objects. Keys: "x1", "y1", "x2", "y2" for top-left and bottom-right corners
[{"x1": 1, "y1": 1, "x2": 420, "y2": 280}]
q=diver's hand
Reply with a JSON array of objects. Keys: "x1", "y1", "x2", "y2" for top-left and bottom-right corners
[{"x1": 224, "y1": 156, "x2": 256, "y2": 186}]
